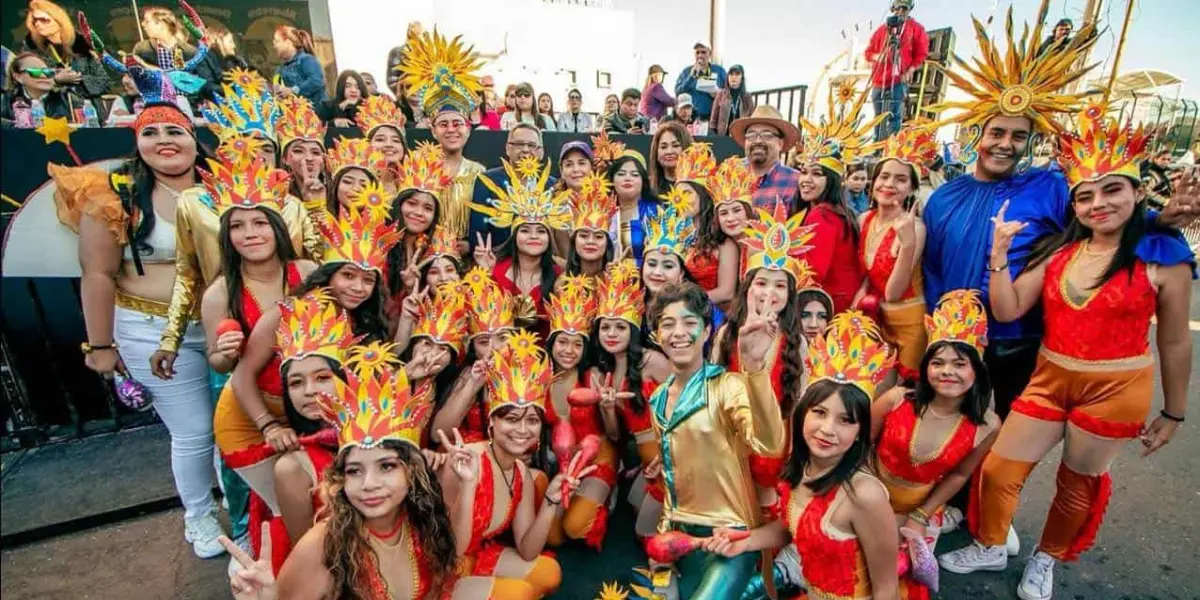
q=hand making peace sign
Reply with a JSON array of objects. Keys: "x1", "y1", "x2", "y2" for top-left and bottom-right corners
[
  {"x1": 473, "y1": 233, "x2": 497, "y2": 272},
  {"x1": 738, "y1": 293, "x2": 780, "y2": 372},
  {"x1": 893, "y1": 198, "x2": 920, "y2": 249},
  {"x1": 219, "y1": 522, "x2": 277, "y2": 600},
  {"x1": 437, "y1": 428, "x2": 480, "y2": 485}
]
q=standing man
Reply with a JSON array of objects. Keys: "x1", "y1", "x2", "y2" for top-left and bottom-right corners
[
  {"x1": 729, "y1": 105, "x2": 802, "y2": 210},
  {"x1": 675, "y1": 42, "x2": 727, "y2": 125},
  {"x1": 603, "y1": 88, "x2": 650, "y2": 134},
  {"x1": 864, "y1": 0, "x2": 928, "y2": 141},
  {"x1": 468, "y1": 123, "x2": 557, "y2": 250},
  {"x1": 1036, "y1": 18, "x2": 1073, "y2": 56},
  {"x1": 1141, "y1": 148, "x2": 1175, "y2": 210},
  {"x1": 557, "y1": 88, "x2": 595, "y2": 133}
]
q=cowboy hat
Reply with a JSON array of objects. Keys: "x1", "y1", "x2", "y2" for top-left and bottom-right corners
[{"x1": 730, "y1": 105, "x2": 800, "y2": 149}]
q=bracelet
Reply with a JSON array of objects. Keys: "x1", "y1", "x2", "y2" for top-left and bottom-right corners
[
  {"x1": 987, "y1": 261, "x2": 1009, "y2": 273},
  {"x1": 545, "y1": 496, "x2": 561, "y2": 507},
  {"x1": 81, "y1": 341, "x2": 119, "y2": 354},
  {"x1": 1160, "y1": 409, "x2": 1185, "y2": 423},
  {"x1": 908, "y1": 509, "x2": 930, "y2": 527}
]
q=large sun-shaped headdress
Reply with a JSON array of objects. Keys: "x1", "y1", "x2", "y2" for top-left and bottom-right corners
[
  {"x1": 798, "y1": 83, "x2": 886, "y2": 176},
  {"x1": 925, "y1": 289, "x2": 989, "y2": 356},
  {"x1": 316, "y1": 341, "x2": 429, "y2": 449},
  {"x1": 396, "y1": 142, "x2": 453, "y2": 195},
  {"x1": 276, "y1": 94, "x2": 326, "y2": 152},
  {"x1": 674, "y1": 143, "x2": 718, "y2": 189},
  {"x1": 472, "y1": 158, "x2": 573, "y2": 231},
  {"x1": 572, "y1": 173, "x2": 618, "y2": 233},
  {"x1": 317, "y1": 207, "x2": 402, "y2": 273},
  {"x1": 355, "y1": 94, "x2": 407, "y2": 139},
  {"x1": 740, "y1": 199, "x2": 818, "y2": 285},
  {"x1": 928, "y1": 0, "x2": 1099, "y2": 134},
  {"x1": 807, "y1": 312, "x2": 896, "y2": 400},
  {"x1": 1057, "y1": 101, "x2": 1151, "y2": 191},
  {"x1": 595, "y1": 260, "x2": 644, "y2": 327},
  {"x1": 710, "y1": 156, "x2": 759, "y2": 207},
  {"x1": 275, "y1": 288, "x2": 359, "y2": 366},
  {"x1": 200, "y1": 140, "x2": 291, "y2": 216},
  {"x1": 485, "y1": 330, "x2": 551, "y2": 416},
  {"x1": 881, "y1": 121, "x2": 941, "y2": 178},
  {"x1": 397, "y1": 29, "x2": 486, "y2": 117}
]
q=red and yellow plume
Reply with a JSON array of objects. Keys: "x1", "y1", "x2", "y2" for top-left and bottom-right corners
[
  {"x1": 807, "y1": 312, "x2": 896, "y2": 399},
  {"x1": 591, "y1": 130, "x2": 627, "y2": 172},
  {"x1": 316, "y1": 342, "x2": 428, "y2": 449},
  {"x1": 473, "y1": 158, "x2": 573, "y2": 231},
  {"x1": 1057, "y1": 102, "x2": 1151, "y2": 191},
  {"x1": 396, "y1": 142, "x2": 453, "y2": 195},
  {"x1": 485, "y1": 330, "x2": 551, "y2": 416},
  {"x1": 741, "y1": 199, "x2": 818, "y2": 285},
  {"x1": 317, "y1": 207, "x2": 402, "y2": 273},
  {"x1": 276, "y1": 289, "x2": 359, "y2": 365},
  {"x1": 572, "y1": 173, "x2": 618, "y2": 233},
  {"x1": 416, "y1": 224, "x2": 461, "y2": 266},
  {"x1": 595, "y1": 260, "x2": 644, "y2": 327},
  {"x1": 201, "y1": 140, "x2": 291, "y2": 216},
  {"x1": 277, "y1": 95, "x2": 326, "y2": 151},
  {"x1": 925, "y1": 289, "x2": 989, "y2": 356},
  {"x1": 463, "y1": 267, "x2": 519, "y2": 339},
  {"x1": 411, "y1": 280, "x2": 470, "y2": 356},
  {"x1": 674, "y1": 143, "x2": 718, "y2": 189},
  {"x1": 798, "y1": 83, "x2": 886, "y2": 176},
  {"x1": 881, "y1": 122, "x2": 940, "y2": 178},
  {"x1": 327, "y1": 137, "x2": 388, "y2": 179},
  {"x1": 710, "y1": 156, "x2": 759, "y2": 207},
  {"x1": 355, "y1": 95, "x2": 407, "y2": 139},
  {"x1": 548, "y1": 275, "x2": 599, "y2": 338}
]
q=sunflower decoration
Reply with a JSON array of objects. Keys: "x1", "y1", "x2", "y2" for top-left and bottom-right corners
[
  {"x1": 347, "y1": 180, "x2": 393, "y2": 221},
  {"x1": 228, "y1": 68, "x2": 266, "y2": 95},
  {"x1": 215, "y1": 134, "x2": 269, "y2": 169},
  {"x1": 660, "y1": 185, "x2": 693, "y2": 215},
  {"x1": 834, "y1": 78, "x2": 857, "y2": 107},
  {"x1": 596, "y1": 582, "x2": 630, "y2": 600},
  {"x1": 343, "y1": 342, "x2": 404, "y2": 379},
  {"x1": 799, "y1": 82, "x2": 886, "y2": 174},
  {"x1": 514, "y1": 155, "x2": 544, "y2": 181},
  {"x1": 591, "y1": 130, "x2": 627, "y2": 171}
]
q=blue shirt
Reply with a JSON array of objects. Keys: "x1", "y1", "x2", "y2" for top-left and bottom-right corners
[
  {"x1": 275, "y1": 51, "x2": 328, "y2": 106},
  {"x1": 469, "y1": 166, "x2": 558, "y2": 251},
  {"x1": 674, "y1": 64, "x2": 727, "y2": 119},
  {"x1": 748, "y1": 160, "x2": 801, "y2": 211},
  {"x1": 630, "y1": 196, "x2": 660, "y2": 265},
  {"x1": 922, "y1": 167, "x2": 1069, "y2": 341}
]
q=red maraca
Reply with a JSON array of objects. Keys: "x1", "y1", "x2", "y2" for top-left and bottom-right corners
[
  {"x1": 216, "y1": 318, "x2": 243, "y2": 338},
  {"x1": 551, "y1": 419, "x2": 577, "y2": 470},
  {"x1": 567, "y1": 387, "x2": 601, "y2": 406},
  {"x1": 645, "y1": 529, "x2": 752, "y2": 563}
]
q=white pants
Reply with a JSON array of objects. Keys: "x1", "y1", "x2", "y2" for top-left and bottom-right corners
[{"x1": 114, "y1": 306, "x2": 216, "y2": 519}]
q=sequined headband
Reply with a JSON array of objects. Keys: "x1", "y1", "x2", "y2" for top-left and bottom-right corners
[{"x1": 134, "y1": 104, "x2": 194, "y2": 135}]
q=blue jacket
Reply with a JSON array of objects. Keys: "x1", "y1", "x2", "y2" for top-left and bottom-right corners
[
  {"x1": 469, "y1": 166, "x2": 558, "y2": 251},
  {"x1": 275, "y1": 51, "x2": 327, "y2": 106},
  {"x1": 674, "y1": 64, "x2": 727, "y2": 119}
]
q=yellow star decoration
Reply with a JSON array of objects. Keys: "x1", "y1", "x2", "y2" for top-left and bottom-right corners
[
  {"x1": 596, "y1": 581, "x2": 630, "y2": 600},
  {"x1": 37, "y1": 116, "x2": 74, "y2": 146}
]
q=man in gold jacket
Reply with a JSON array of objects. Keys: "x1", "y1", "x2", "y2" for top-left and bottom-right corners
[{"x1": 647, "y1": 283, "x2": 785, "y2": 600}]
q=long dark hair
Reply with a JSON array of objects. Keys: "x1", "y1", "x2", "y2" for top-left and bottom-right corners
[
  {"x1": 298, "y1": 263, "x2": 388, "y2": 342},
  {"x1": 325, "y1": 167, "x2": 380, "y2": 216},
  {"x1": 548, "y1": 331, "x2": 590, "y2": 379},
  {"x1": 797, "y1": 165, "x2": 859, "y2": 242},
  {"x1": 565, "y1": 229, "x2": 615, "y2": 277},
  {"x1": 716, "y1": 270, "x2": 805, "y2": 415},
  {"x1": 868, "y1": 158, "x2": 919, "y2": 212},
  {"x1": 122, "y1": 137, "x2": 212, "y2": 259},
  {"x1": 649, "y1": 122, "x2": 694, "y2": 196},
  {"x1": 387, "y1": 188, "x2": 443, "y2": 297},
  {"x1": 280, "y1": 356, "x2": 344, "y2": 436},
  {"x1": 606, "y1": 155, "x2": 654, "y2": 206},
  {"x1": 588, "y1": 319, "x2": 647, "y2": 412},
  {"x1": 333, "y1": 70, "x2": 368, "y2": 108},
  {"x1": 419, "y1": 255, "x2": 463, "y2": 288},
  {"x1": 322, "y1": 440, "x2": 456, "y2": 598},
  {"x1": 497, "y1": 223, "x2": 559, "y2": 294},
  {"x1": 908, "y1": 341, "x2": 991, "y2": 426},
  {"x1": 684, "y1": 182, "x2": 723, "y2": 255},
  {"x1": 283, "y1": 140, "x2": 328, "y2": 200},
  {"x1": 491, "y1": 405, "x2": 552, "y2": 473},
  {"x1": 1022, "y1": 176, "x2": 1147, "y2": 288},
  {"x1": 781, "y1": 379, "x2": 873, "y2": 496},
  {"x1": 512, "y1": 83, "x2": 549, "y2": 129},
  {"x1": 218, "y1": 208, "x2": 298, "y2": 329}
]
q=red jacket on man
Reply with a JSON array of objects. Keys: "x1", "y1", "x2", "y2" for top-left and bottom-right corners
[{"x1": 864, "y1": 18, "x2": 930, "y2": 88}]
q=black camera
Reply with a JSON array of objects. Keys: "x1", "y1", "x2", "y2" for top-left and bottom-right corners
[{"x1": 886, "y1": 14, "x2": 903, "y2": 29}]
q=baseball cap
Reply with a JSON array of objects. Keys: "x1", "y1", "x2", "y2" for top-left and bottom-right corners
[
  {"x1": 649, "y1": 64, "x2": 666, "y2": 76},
  {"x1": 677, "y1": 94, "x2": 694, "y2": 109},
  {"x1": 693, "y1": 42, "x2": 710, "y2": 51},
  {"x1": 559, "y1": 140, "x2": 594, "y2": 163}
]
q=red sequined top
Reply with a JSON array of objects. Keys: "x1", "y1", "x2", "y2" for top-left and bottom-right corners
[
  {"x1": 859, "y1": 210, "x2": 921, "y2": 302},
  {"x1": 467, "y1": 450, "x2": 525, "y2": 558},
  {"x1": 619, "y1": 380, "x2": 661, "y2": 437},
  {"x1": 1041, "y1": 242, "x2": 1156, "y2": 361},
  {"x1": 731, "y1": 336, "x2": 790, "y2": 489},
  {"x1": 460, "y1": 396, "x2": 488, "y2": 444},
  {"x1": 877, "y1": 400, "x2": 976, "y2": 485},
  {"x1": 779, "y1": 480, "x2": 872, "y2": 599},
  {"x1": 246, "y1": 262, "x2": 303, "y2": 396},
  {"x1": 685, "y1": 248, "x2": 721, "y2": 291},
  {"x1": 805, "y1": 204, "x2": 865, "y2": 313}
]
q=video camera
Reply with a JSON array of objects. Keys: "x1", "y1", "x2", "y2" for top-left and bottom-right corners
[{"x1": 886, "y1": 14, "x2": 904, "y2": 31}]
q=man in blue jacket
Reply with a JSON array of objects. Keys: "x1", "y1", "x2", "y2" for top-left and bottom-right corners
[
  {"x1": 468, "y1": 123, "x2": 557, "y2": 251},
  {"x1": 675, "y1": 42, "x2": 726, "y2": 122}
]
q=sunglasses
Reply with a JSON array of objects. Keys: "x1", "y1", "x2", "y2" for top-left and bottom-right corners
[
  {"x1": 516, "y1": 91, "x2": 532, "y2": 98},
  {"x1": 569, "y1": 95, "x2": 582, "y2": 101},
  {"x1": 21, "y1": 67, "x2": 55, "y2": 78}
]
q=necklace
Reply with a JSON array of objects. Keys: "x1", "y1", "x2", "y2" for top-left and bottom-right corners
[
  {"x1": 1082, "y1": 240, "x2": 1117, "y2": 256},
  {"x1": 365, "y1": 514, "x2": 404, "y2": 539},
  {"x1": 926, "y1": 404, "x2": 959, "y2": 419},
  {"x1": 802, "y1": 463, "x2": 834, "y2": 483},
  {"x1": 155, "y1": 181, "x2": 184, "y2": 200},
  {"x1": 489, "y1": 443, "x2": 515, "y2": 496}
]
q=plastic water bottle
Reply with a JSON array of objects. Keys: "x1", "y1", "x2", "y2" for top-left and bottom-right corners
[
  {"x1": 82, "y1": 100, "x2": 100, "y2": 128},
  {"x1": 12, "y1": 97, "x2": 32, "y2": 128},
  {"x1": 30, "y1": 98, "x2": 46, "y2": 128},
  {"x1": 132, "y1": 97, "x2": 145, "y2": 115}
]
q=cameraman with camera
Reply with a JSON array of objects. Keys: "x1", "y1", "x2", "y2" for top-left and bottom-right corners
[{"x1": 864, "y1": 0, "x2": 929, "y2": 141}]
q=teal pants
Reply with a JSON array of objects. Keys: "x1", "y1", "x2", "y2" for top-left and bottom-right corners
[
  {"x1": 673, "y1": 523, "x2": 761, "y2": 600},
  {"x1": 211, "y1": 371, "x2": 250, "y2": 540}
]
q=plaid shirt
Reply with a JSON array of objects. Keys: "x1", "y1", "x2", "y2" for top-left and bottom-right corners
[{"x1": 749, "y1": 160, "x2": 801, "y2": 211}]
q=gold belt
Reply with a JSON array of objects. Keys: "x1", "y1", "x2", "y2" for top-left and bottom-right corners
[
  {"x1": 1039, "y1": 346, "x2": 1153, "y2": 372},
  {"x1": 115, "y1": 289, "x2": 171, "y2": 318}
]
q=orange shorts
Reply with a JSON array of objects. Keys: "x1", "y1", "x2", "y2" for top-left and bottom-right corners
[{"x1": 1009, "y1": 350, "x2": 1153, "y2": 440}]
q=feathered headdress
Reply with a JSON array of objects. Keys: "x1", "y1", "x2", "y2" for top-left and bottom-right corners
[
  {"x1": 798, "y1": 84, "x2": 886, "y2": 176},
  {"x1": 396, "y1": 142, "x2": 453, "y2": 195},
  {"x1": 740, "y1": 199, "x2": 818, "y2": 285},
  {"x1": 416, "y1": 225, "x2": 461, "y2": 267},
  {"x1": 203, "y1": 70, "x2": 280, "y2": 143},
  {"x1": 327, "y1": 137, "x2": 388, "y2": 179},
  {"x1": 276, "y1": 289, "x2": 359, "y2": 365},
  {"x1": 591, "y1": 130, "x2": 628, "y2": 172},
  {"x1": 473, "y1": 158, "x2": 573, "y2": 231},
  {"x1": 928, "y1": 0, "x2": 1099, "y2": 134},
  {"x1": 807, "y1": 312, "x2": 896, "y2": 399},
  {"x1": 572, "y1": 174, "x2": 618, "y2": 233},
  {"x1": 1057, "y1": 101, "x2": 1151, "y2": 191},
  {"x1": 411, "y1": 280, "x2": 470, "y2": 356},
  {"x1": 881, "y1": 121, "x2": 940, "y2": 178},
  {"x1": 595, "y1": 260, "x2": 644, "y2": 327},
  {"x1": 317, "y1": 207, "x2": 402, "y2": 273},
  {"x1": 463, "y1": 267, "x2": 521, "y2": 339},
  {"x1": 548, "y1": 276, "x2": 599, "y2": 338},
  {"x1": 199, "y1": 148, "x2": 291, "y2": 216},
  {"x1": 277, "y1": 94, "x2": 326, "y2": 151},
  {"x1": 674, "y1": 143, "x2": 718, "y2": 189},
  {"x1": 316, "y1": 342, "x2": 428, "y2": 449},
  {"x1": 397, "y1": 29, "x2": 485, "y2": 117},
  {"x1": 925, "y1": 289, "x2": 989, "y2": 356},
  {"x1": 485, "y1": 330, "x2": 551, "y2": 416},
  {"x1": 643, "y1": 192, "x2": 696, "y2": 259},
  {"x1": 710, "y1": 156, "x2": 758, "y2": 207},
  {"x1": 355, "y1": 95, "x2": 407, "y2": 139}
]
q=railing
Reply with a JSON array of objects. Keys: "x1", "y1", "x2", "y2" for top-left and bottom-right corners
[{"x1": 750, "y1": 84, "x2": 808, "y2": 125}]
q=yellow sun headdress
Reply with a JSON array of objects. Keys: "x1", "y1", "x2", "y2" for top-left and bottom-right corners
[
  {"x1": 396, "y1": 142, "x2": 453, "y2": 195},
  {"x1": 925, "y1": 289, "x2": 989, "y2": 356},
  {"x1": 276, "y1": 289, "x2": 359, "y2": 365},
  {"x1": 807, "y1": 312, "x2": 896, "y2": 399},
  {"x1": 317, "y1": 207, "x2": 402, "y2": 273},
  {"x1": 398, "y1": 29, "x2": 485, "y2": 117},
  {"x1": 643, "y1": 193, "x2": 696, "y2": 260},
  {"x1": 798, "y1": 83, "x2": 886, "y2": 177},
  {"x1": 710, "y1": 156, "x2": 758, "y2": 207},
  {"x1": 548, "y1": 275, "x2": 599, "y2": 339},
  {"x1": 1057, "y1": 101, "x2": 1151, "y2": 191},
  {"x1": 674, "y1": 143, "x2": 718, "y2": 189},
  {"x1": 463, "y1": 267, "x2": 522, "y2": 339},
  {"x1": 327, "y1": 137, "x2": 388, "y2": 179},
  {"x1": 881, "y1": 121, "x2": 940, "y2": 178},
  {"x1": 276, "y1": 95, "x2": 326, "y2": 152},
  {"x1": 485, "y1": 330, "x2": 551, "y2": 416},
  {"x1": 741, "y1": 199, "x2": 818, "y2": 285},
  {"x1": 345, "y1": 180, "x2": 394, "y2": 222},
  {"x1": 595, "y1": 260, "x2": 644, "y2": 327},
  {"x1": 572, "y1": 173, "x2": 618, "y2": 233},
  {"x1": 200, "y1": 139, "x2": 291, "y2": 216},
  {"x1": 355, "y1": 94, "x2": 408, "y2": 140},
  {"x1": 203, "y1": 70, "x2": 280, "y2": 144},
  {"x1": 411, "y1": 280, "x2": 470, "y2": 356},
  {"x1": 473, "y1": 158, "x2": 573, "y2": 231},
  {"x1": 316, "y1": 341, "x2": 428, "y2": 449},
  {"x1": 928, "y1": 0, "x2": 1099, "y2": 134},
  {"x1": 591, "y1": 130, "x2": 627, "y2": 172}
]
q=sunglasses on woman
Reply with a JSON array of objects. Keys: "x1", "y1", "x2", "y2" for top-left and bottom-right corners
[
  {"x1": 516, "y1": 91, "x2": 532, "y2": 98},
  {"x1": 20, "y1": 67, "x2": 55, "y2": 79}
]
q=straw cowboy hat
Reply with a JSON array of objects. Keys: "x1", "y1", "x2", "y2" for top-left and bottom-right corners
[{"x1": 730, "y1": 105, "x2": 801, "y2": 149}]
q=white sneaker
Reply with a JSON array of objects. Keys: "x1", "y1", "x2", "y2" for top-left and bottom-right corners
[
  {"x1": 939, "y1": 506, "x2": 965, "y2": 534},
  {"x1": 938, "y1": 541, "x2": 1007, "y2": 574},
  {"x1": 1017, "y1": 551, "x2": 1056, "y2": 600},
  {"x1": 227, "y1": 534, "x2": 252, "y2": 576},
  {"x1": 184, "y1": 511, "x2": 227, "y2": 559},
  {"x1": 1007, "y1": 524, "x2": 1021, "y2": 556}
]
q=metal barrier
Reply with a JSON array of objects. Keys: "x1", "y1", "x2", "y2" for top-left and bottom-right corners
[{"x1": 750, "y1": 84, "x2": 808, "y2": 124}]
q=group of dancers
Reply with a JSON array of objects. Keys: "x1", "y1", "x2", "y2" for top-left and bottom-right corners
[{"x1": 48, "y1": 3, "x2": 1194, "y2": 599}]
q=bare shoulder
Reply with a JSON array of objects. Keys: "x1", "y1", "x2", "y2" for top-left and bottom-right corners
[
  {"x1": 295, "y1": 259, "x2": 319, "y2": 280},
  {"x1": 847, "y1": 471, "x2": 891, "y2": 510}
]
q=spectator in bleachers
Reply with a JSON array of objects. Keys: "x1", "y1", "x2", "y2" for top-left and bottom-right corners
[
  {"x1": 320, "y1": 70, "x2": 367, "y2": 128},
  {"x1": 361, "y1": 72, "x2": 388, "y2": 99},
  {"x1": 386, "y1": 21, "x2": 423, "y2": 100},
  {"x1": 675, "y1": 42, "x2": 726, "y2": 123},
  {"x1": 641, "y1": 64, "x2": 676, "y2": 122},
  {"x1": 537, "y1": 92, "x2": 560, "y2": 130},
  {"x1": 471, "y1": 90, "x2": 502, "y2": 131},
  {"x1": 648, "y1": 121, "x2": 693, "y2": 194},
  {"x1": 864, "y1": 0, "x2": 928, "y2": 141},
  {"x1": 1037, "y1": 18, "x2": 1073, "y2": 57},
  {"x1": 22, "y1": 0, "x2": 109, "y2": 103},
  {"x1": 711, "y1": 64, "x2": 755, "y2": 137},
  {"x1": 501, "y1": 82, "x2": 556, "y2": 131},
  {"x1": 556, "y1": 88, "x2": 595, "y2": 133},
  {"x1": 500, "y1": 84, "x2": 518, "y2": 116},
  {"x1": 1, "y1": 52, "x2": 82, "y2": 127},
  {"x1": 273, "y1": 25, "x2": 328, "y2": 106},
  {"x1": 661, "y1": 93, "x2": 696, "y2": 129},
  {"x1": 603, "y1": 88, "x2": 650, "y2": 135},
  {"x1": 602, "y1": 93, "x2": 619, "y2": 123},
  {"x1": 0, "y1": 45, "x2": 11, "y2": 91}
]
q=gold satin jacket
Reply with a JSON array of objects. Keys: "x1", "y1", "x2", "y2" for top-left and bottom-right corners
[
  {"x1": 652, "y1": 368, "x2": 786, "y2": 531},
  {"x1": 439, "y1": 158, "x2": 485, "y2": 239},
  {"x1": 158, "y1": 188, "x2": 322, "y2": 352}
]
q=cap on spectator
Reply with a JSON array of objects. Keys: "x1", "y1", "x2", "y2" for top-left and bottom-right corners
[
  {"x1": 648, "y1": 64, "x2": 666, "y2": 76},
  {"x1": 729, "y1": 64, "x2": 744, "y2": 76},
  {"x1": 1055, "y1": 18, "x2": 1073, "y2": 28},
  {"x1": 693, "y1": 42, "x2": 710, "y2": 51},
  {"x1": 559, "y1": 140, "x2": 594, "y2": 162},
  {"x1": 677, "y1": 94, "x2": 694, "y2": 109},
  {"x1": 892, "y1": 0, "x2": 914, "y2": 8}
]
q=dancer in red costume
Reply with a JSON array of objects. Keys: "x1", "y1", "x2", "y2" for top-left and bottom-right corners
[{"x1": 938, "y1": 103, "x2": 1195, "y2": 600}]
